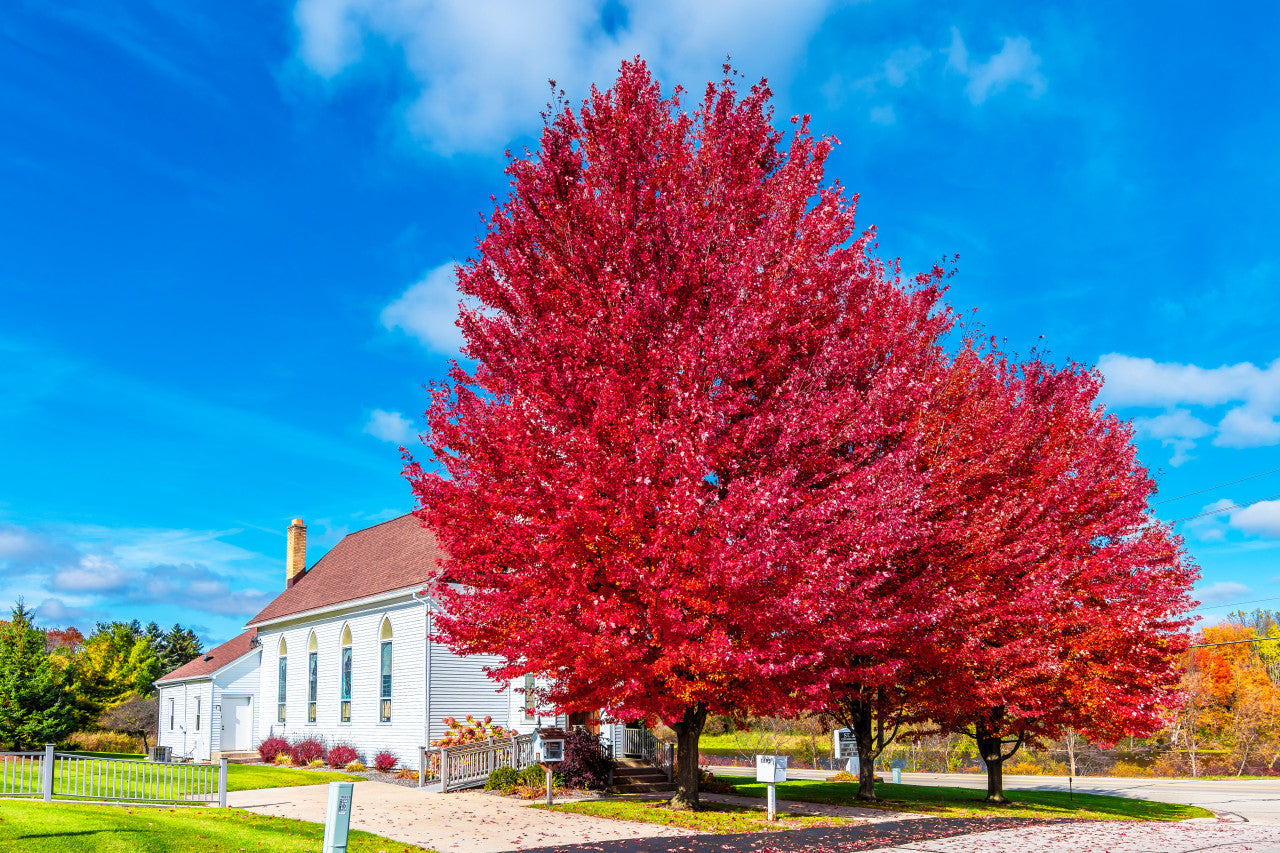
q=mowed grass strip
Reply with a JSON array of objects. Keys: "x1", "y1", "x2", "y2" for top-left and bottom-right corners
[
  {"x1": 537, "y1": 798, "x2": 854, "y2": 833},
  {"x1": 721, "y1": 778, "x2": 1212, "y2": 821},
  {"x1": 0, "y1": 800, "x2": 436, "y2": 853},
  {"x1": 225, "y1": 763, "x2": 363, "y2": 791}
]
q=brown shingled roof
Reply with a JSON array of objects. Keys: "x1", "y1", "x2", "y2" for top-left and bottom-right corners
[
  {"x1": 155, "y1": 629, "x2": 259, "y2": 684},
  {"x1": 246, "y1": 513, "x2": 444, "y2": 627}
]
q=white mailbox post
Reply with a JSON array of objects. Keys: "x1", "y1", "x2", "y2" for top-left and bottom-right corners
[
  {"x1": 532, "y1": 728, "x2": 566, "y2": 806},
  {"x1": 755, "y1": 754, "x2": 788, "y2": 821},
  {"x1": 833, "y1": 728, "x2": 859, "y2": 775},
  {"x1": 322, "y1": 781, "x2": 354, "y2": 853}
]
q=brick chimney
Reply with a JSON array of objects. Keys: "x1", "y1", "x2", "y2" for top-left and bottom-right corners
[{"x1": 286, "y1": 518, "x2": 307, "y2": 587}]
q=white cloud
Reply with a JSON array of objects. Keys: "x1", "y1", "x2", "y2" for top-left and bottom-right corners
[
  {"x1": 1099, "y1": 354, "x2": 1280, "y2": 462},
  {"x1": 1133, "y1": 408, "x2": 1214, "y2": 466},
  {"x1": 1232, "y1": 500, "x2": 1280, "y2": 539},
  {"x1": 380, "y1": 263, "x2": 465, "y2": 353},
  {"x1": 1196, "y1": 580, "x2": 1251, "y2": 604},
  {"x1": 34, "y1": 597, "x2": 96, "y2": 625},
  {"x1": 291, "y1": 0, "x2": 837, "y2": 154},
  {"x1": 364, "y1": 409, "x2": 416, "y2": 444},
  {"x1": 946, "y1": 27, "x2": 1046, "y2": 105},
  {"x1": 51, "y1": 554, "x2": 131, "y2": 593}
]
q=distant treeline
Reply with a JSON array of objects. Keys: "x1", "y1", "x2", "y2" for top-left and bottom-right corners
[{"x1": 0, "y1": 598, "x2": 204, "y2": 749}]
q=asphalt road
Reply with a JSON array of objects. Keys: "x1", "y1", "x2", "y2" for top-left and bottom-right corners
[{"x1": 712, "y1": 766, "x2": 1280, "y2": 823}]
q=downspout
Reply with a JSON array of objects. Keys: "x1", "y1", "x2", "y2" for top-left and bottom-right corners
[{"x1": 413, "y1": 590, "x2": 435, "y2": 747}]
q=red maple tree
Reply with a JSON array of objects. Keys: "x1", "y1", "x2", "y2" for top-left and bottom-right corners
[
  {"x1": 406, "y1": 59, "x2": 951, "y2": 809},
  {"x1": 902, "y1": 347, "x2": 1197, "y2": 802}
]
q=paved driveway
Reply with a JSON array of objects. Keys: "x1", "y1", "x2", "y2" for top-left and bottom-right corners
[
  {"x1": 714, "y1": 767, "x2": 1280, "y2": 824},
  {"x1": 228, "y1": 781, "x2": 696, "y2": 852}
]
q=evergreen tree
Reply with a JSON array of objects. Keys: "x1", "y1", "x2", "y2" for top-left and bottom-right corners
[
  {"x1": 0, "y1": 600, "x2": 77, "y2": 749},
  {"x1": 158, "y1": 624, "x2": 203, "y2": 675}
]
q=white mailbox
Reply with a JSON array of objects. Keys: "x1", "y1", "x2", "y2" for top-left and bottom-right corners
[
  {"x1": 755, "y1": 754, "x2": 787, "y2": 784},
  {"x1": 532, "y1": 728, "x2": 565, "y2": 763}
]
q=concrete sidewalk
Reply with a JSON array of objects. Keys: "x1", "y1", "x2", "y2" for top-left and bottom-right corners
[{"x1": 227, "y1": 781, "x2": 697, "y2": 852}]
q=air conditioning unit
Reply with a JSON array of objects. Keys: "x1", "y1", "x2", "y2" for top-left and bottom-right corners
[{"x1": 148, "y1": 746, "x2": 173, "y2": 763}]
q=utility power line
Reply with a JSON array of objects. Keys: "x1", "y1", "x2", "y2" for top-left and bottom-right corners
[
  {"x1": 1192, "y1": 595, "x2": 1280, "y2": 613},
  {"x1": 1168, "y1": 492, "x2": 1280, "y2": 525},
  {"x1": 1154, "y1": 467, "x2": 1280, "y2": 506},
  {"x1": 1191, "y1": 636, "x2": 1280, "y2": 650}
]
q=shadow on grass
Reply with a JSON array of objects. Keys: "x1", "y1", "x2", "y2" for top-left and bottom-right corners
[
  {"x1": 520, "y1": 816, "x2": 1052, "y2": 852},
  {"x1": 721, "y1": 779, "x2": 1205, "y2": 821}
]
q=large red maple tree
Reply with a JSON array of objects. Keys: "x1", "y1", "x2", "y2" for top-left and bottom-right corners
[{"x1": 406, "y1": 60, "x2": 951, "y2": 808}]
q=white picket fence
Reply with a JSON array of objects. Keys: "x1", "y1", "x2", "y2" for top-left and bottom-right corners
[{"x1": 0, "y1": 745, "x2": 228, "y2": 807}]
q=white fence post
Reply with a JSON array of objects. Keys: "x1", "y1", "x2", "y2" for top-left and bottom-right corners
[
  {"x1": 41, "y1": 745, "x2": 54, "y2": 802},
  {"x1": 218, "y1": 758, "x2": 228, "y2": 808}
]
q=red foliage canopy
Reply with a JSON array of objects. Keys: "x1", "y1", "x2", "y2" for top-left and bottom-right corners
[
  {"x1": 903, "y1": 348, "x2": 1198, "y2": 798},
  {"x1": 406, "y1": 60, "x2": 951, "y2": 806}
]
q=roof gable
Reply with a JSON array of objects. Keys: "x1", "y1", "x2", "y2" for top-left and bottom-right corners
[
  {"x1": 155, "y1": 629, "x2": 258, "y2": 684},
  {"x1": 246, "y1": 513, "x2": 443, "y2": 626}
]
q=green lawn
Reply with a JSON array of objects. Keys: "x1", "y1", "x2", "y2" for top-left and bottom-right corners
[
  {"x1": 537, "y1": 798, "x2": 852, "y2": 832},
  {"x1": 225, "y1": 763, "x2": 363, "y2": 792},
  {"x1": 0, "y1": 800, "x2": 435, "y2": 853},
  {"x1": 721, "y1": 778, "x2": 1212, "y2": 821}
]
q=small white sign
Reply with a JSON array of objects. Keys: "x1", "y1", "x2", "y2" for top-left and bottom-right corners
[
  {"x1": 833, "y1": 728, "x2": 856, "y2": 759},
  {"x1": 337, "y1": 796, "x2": 350, "y2": 815},
  {"x1": 755, "y1": 754, "x2": 788, "y2": 784}
]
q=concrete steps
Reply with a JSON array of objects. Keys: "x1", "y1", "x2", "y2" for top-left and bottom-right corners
[
  {"x1": 612, "y1": 763, "x2": 675, "y2": 794},
  {"x1": 215, "y1": 751, "x2": 260, "y2": 764}
]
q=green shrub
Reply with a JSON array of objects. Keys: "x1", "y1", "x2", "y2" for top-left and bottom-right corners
[
  {"x1": 486, "y1": 766, "x2": 519, "y2": 792},
  {"x1": 516, "y1": 764, "x2": 563, "y2": 788},
  {"x1": 518, "y1": 764, "x2": 546, "y2": 787}
]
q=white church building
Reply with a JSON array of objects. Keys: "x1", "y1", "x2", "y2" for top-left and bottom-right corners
[{"x1": 155, "y1": 514, "x2": 620, "y2": 765}]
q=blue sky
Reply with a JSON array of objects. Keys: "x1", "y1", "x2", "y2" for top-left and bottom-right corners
[{"x1": 1, "y1": 0, "x2": 1278, "y2": 643}]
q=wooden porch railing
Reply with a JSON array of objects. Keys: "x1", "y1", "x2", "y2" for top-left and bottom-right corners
[{"x1": 419, "y1": 733, "x2": 535, "y2": 792}]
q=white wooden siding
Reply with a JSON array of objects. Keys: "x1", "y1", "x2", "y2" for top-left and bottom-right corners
[
  {"x1": 255, "y1": 597, "x2": 428, "y2": 767},
  {"x1": 155, "y1": 680, "x2": 213, "y2": 761}
]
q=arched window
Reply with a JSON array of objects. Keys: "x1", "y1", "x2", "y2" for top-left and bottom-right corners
[
  {"x1": 307, "y1": 632, "x2": 318, "y2": 724},
  {"x1": 379, "y1": 618, "x2": 393, "y2": 722},
  {"x1": 277, "y1": 636, "x2": 287, "y2": 724},
  {"x1": 523, "y1": 675, "x2": 536, "y2": 721},
  {"x1": 339, "y1": 624, "x2": 352, "y2": 723}
]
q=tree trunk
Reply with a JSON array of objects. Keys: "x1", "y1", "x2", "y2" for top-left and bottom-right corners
[
  {"x1": 975, "y1": 723, "x2": 1010, "y2": 804},
  {"x1": 669, "y1": 704, "x2": 707, "y2": 811},
  {"x1": 850, "y1": 697, "x2": 878, "y2": 801}
]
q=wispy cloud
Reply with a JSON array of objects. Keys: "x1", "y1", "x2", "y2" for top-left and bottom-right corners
[
  {"x1": 1100, "y1": 354, "x2": 1280, "y2": 462},
  {"x1": 363, "y1": 408, "x2": 416, "y2": 444},
  {"x1": 946, "y1": 27, "x2": 1046, "y2": 105},
  {"x1": 0, "y1": 520, "x2": 276, "y2": 627},
  {"x1": 1196, "y1": 580, "x2": 1251, "y2": 604},
  {"x1": 290, "y1": 0, "x2": 837, "y2": 154}
]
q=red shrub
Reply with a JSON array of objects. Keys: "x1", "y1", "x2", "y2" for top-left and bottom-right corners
[
  {"x1": 291, "y1": 738, "x2": 327, "y2": 766},
  {"x1": 373, "y1": 751, "x2": 398, "y2": 773},
  {"x1": 328, "y1": 744, "x2": 359, "y2": 769},
  {"x1": 257, "y1": 737, "x2": 290, "y2": 763}
]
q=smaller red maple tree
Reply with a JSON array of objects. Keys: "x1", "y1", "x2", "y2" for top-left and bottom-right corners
[{"x1": 901, "y1": 347, "x2": 1197, "y2": 802}]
